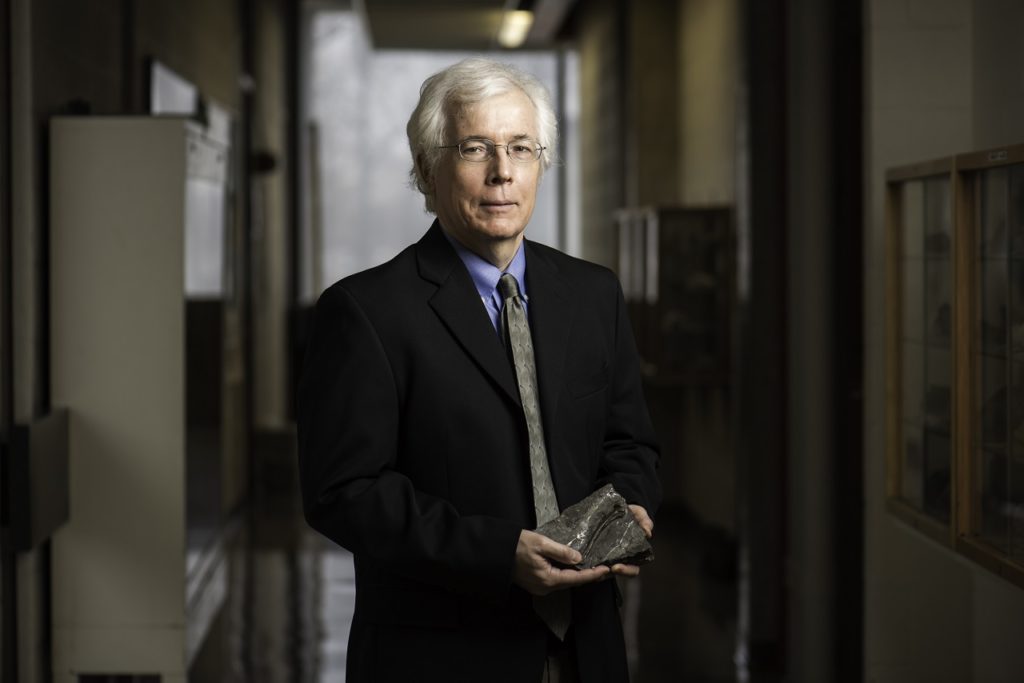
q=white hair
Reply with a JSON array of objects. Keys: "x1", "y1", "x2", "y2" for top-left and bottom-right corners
[{"x1": 406, "y1": 58, "x2": 558, "y2": 213}]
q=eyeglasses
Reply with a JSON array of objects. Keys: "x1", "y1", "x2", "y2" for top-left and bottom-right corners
[{"x1": 438, "y1": 138, "x2": 545, "y2": 164}]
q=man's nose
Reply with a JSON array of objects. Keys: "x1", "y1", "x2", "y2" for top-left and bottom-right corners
[{"x1": 486, "y1": 149, "x2": 513, "y2": 184}]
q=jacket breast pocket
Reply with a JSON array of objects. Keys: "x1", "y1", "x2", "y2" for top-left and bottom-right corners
[{"x1": 567, "y1": 364, "x2": 609, "y2": 399}]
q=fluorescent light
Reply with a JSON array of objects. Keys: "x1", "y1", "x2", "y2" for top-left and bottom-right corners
[{"x1": 497, "y1": 10, "x2": 534, "y2": 49}]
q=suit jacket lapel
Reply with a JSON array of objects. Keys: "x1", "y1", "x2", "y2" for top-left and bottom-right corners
[
  {"x1": 416, "y1": 222, "x2": 521, "y2": 406},
  {"x1": 524, "y1": 240, "x2": 574, "y2": 455}
]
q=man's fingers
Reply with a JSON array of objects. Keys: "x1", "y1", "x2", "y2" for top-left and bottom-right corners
[
  {"x1": 628, "y1": 504, "x2": 654, "y2": 538},
  {"x1": 610, "y1": 563, "x2": 640, "y2": 577},
  {"x1": 535, "y1": 536, "x2": 583, "y2": 566},
  {"x1": 566, "y1": 565, "x2": 610, "y2": 585},
  {"x1": 540, "y1": 564, "x2": 610, "y2": 592}
]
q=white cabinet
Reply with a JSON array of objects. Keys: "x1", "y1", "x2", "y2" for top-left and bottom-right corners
[{"x1": 50, "y1": 117, "x2": 237, "y2": 681}]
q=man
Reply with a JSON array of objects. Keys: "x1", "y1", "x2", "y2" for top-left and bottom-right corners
[{"x1": 297, "y1": 58, "x2": 660, "y2": 682}]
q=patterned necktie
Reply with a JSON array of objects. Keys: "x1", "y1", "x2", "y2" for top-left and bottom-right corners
[{"x1": 497, "y1": 273, "x2": 571, "y2": 641}]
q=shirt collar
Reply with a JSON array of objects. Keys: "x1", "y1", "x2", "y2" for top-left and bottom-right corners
[{"x1": 444, "y1": 231, "x2": 528, "y2": 303}]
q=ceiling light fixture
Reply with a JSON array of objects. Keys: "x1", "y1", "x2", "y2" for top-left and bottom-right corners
[{"x1": 497, "y1": 10, "x2": 534, "y2": 49}]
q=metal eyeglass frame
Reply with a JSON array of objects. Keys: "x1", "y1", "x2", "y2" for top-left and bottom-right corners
[{"x1": 437, "y1": 137, "x2": 546, "y2": 164}]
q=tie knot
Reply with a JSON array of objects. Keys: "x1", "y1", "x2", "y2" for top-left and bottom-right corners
[{"x1": 497, "y1": 273, "x2": 521, "y2": 301}]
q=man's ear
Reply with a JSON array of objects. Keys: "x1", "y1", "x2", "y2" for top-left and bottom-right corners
[{"x1": 416, "y1": 153, "x2": 433, "y2": 190}]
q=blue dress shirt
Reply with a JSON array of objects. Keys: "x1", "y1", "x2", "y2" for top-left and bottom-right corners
[{"x1": 444, "y1": 232, "x2": 528, "y2": 334}]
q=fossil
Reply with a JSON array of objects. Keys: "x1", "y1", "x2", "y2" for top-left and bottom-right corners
[{"x1": 536, "y1": 484, "x2": 654, "y2": 569}]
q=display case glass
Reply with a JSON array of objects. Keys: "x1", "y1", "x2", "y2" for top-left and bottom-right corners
[
  {"x1": 888, "y1": 162, "x2": 954, "y2": 535},
  {"x1": 970, "y1": 159, "x2": 1024, "y2": 564}
]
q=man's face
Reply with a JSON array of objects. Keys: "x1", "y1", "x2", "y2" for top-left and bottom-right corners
[{"x1": 431, "y1": 89, "x2": 542, "y2": 262}]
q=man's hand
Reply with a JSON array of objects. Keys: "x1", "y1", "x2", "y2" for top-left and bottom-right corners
[
  {"x1": 512, "y1": 530, "x2": 611, "y2": 596},
  {"x1": 609, "y1": 504, "x2": 654, "y2": 578}
]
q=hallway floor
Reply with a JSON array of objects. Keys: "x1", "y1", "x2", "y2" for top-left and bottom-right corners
[{"x1": 188, "y1": 437, "x2": 738, "y2": 682}]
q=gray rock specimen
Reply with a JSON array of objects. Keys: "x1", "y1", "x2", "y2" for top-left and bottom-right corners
[{"x1": 536, "y1": 484, "x2": 654, "y2": 569}]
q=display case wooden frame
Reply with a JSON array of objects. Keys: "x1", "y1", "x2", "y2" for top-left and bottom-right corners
[{"x1": 887, "y1": 144, "x2": 1024, "y2": 590}]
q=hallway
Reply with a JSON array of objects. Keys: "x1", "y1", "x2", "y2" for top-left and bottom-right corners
[{"x1": 7, "y1": 1, "x2": 1024, "y2": 681}]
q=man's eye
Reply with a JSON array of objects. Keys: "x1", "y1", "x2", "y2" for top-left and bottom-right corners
[
  {"x1": 461, "y1": 143, "x2": 488, "y2": 155},
  {"x1": 511, "y1": 143, "x2": 532, "y2": 154}
]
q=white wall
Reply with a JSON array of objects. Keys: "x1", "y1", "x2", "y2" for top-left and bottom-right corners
[
  {"x1": 971, "y1": 0, "x2": 1024, "y2": 149},
  {"x1": 864, "y1": 1, "x2": 1024, "y2": 681}
]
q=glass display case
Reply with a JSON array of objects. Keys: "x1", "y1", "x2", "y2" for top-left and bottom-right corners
[
  {"x1": 887, "y1": 143, "x2": 1024, "y2": 587},
  {"x1": 615, "y1": 205, "x2": 735, "y2": 513},
  {"x1": 615, "y1": 206, "x2": 734, "y2": 386}
]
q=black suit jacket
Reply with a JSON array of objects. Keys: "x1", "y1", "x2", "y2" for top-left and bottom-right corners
[{"x1": 297, "y1": 222, "x2": 660, "y2": 682}]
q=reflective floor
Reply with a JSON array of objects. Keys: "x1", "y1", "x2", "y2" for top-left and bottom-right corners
[{"x1": 189, "y1": 435, "x2": 738, "y2": 682}]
